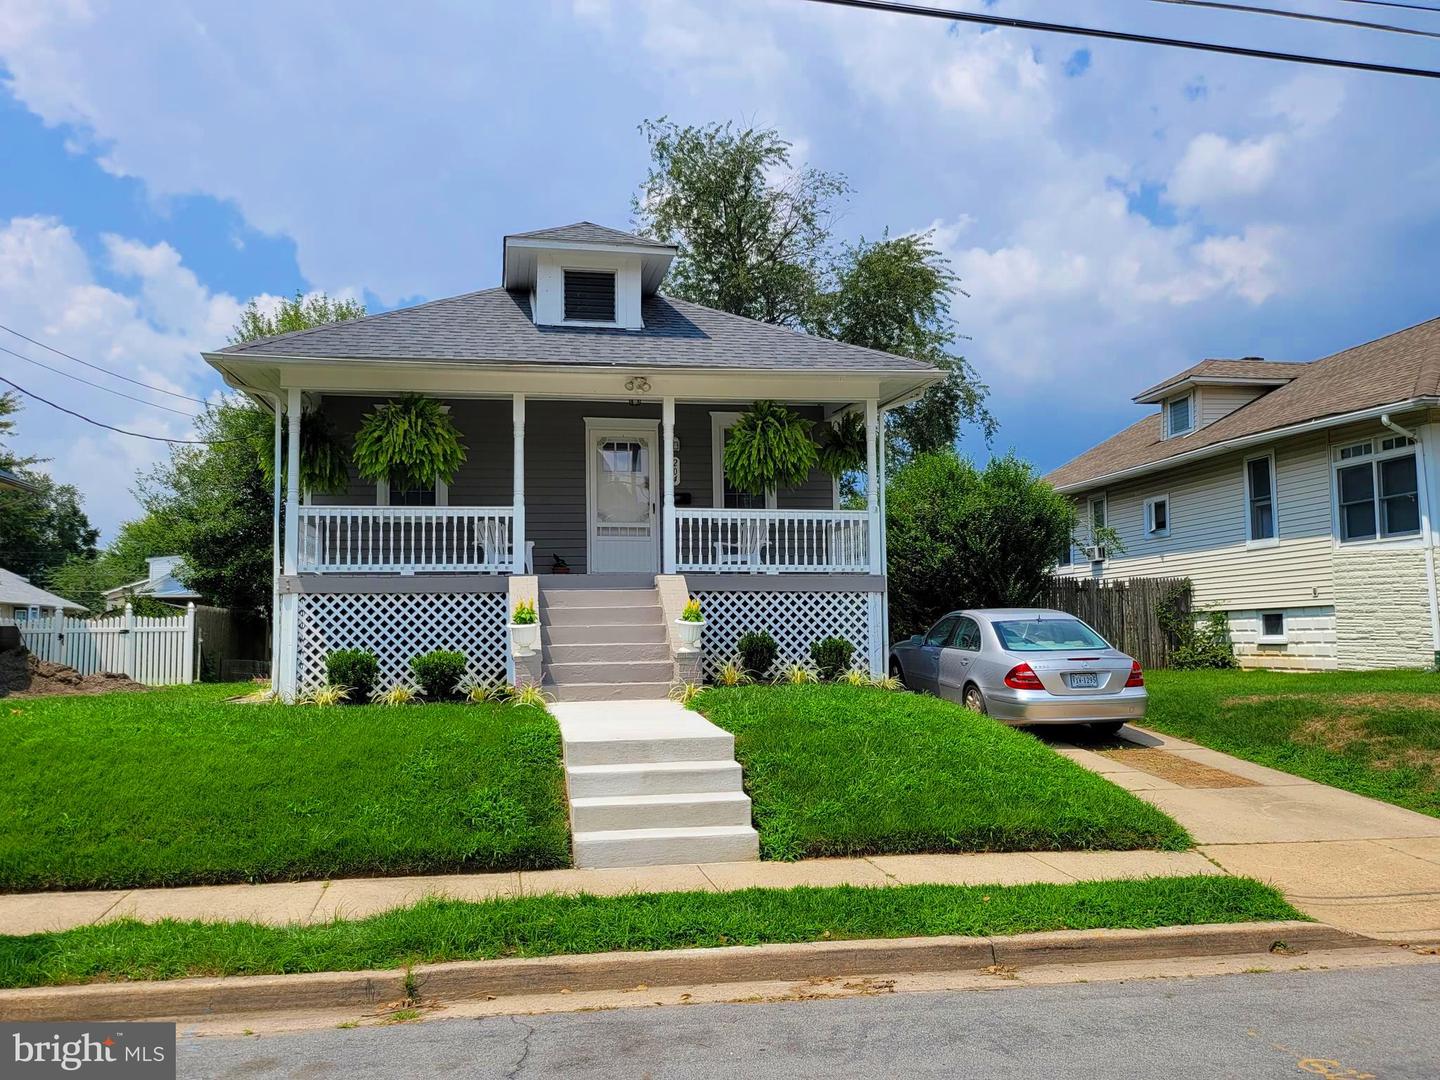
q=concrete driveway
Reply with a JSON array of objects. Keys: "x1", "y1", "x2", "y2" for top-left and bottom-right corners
[{"x1": 1049, "y1": 725, "x2": 1440, "y2": 942}]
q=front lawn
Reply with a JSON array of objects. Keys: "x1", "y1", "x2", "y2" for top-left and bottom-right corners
[
  {"x1": 1143, "y1": 668, "x2": 1440, "y2": 817},
  {"x1": 0, "y1": 684, "x2": 570, "y2": 891},
  {"x1": 695, "y1": 685, "x2": 1191, "y2": 859},
  {"x1": 0, "y1": 876, "x2": 1298, "y2": 989}
]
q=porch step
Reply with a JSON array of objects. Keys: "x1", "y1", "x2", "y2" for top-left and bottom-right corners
[
  {"x1": 542, "y1": 624, "x2": 668, "y2": 646},
  {"x1": 566, "y1": 760, "x2": 743, "y2": 798},
  {"x1": 572, "y1": 825, "x2": 759, "y2": 868},
  {"x1": 570, "y1": 791, "x2": 752, "y2": 832},
  {"x1": 545, "y1": 681, "x2": 672, "y2": 702},
  {"x1": 544, "y1": 641, "x2": 670, "y2": 664},
  {"x1": 542, "y1": 589, "x2": 663, "y2": 609},
  {"x1": 547, "y1": 659, "x2": 674, "y2": 685},
  {"x1": 544, "y1": 604, "x2": 664, "y2": 627},
  {"x1": 559, "y1": 715, "x2": 734, "y2": 767}
]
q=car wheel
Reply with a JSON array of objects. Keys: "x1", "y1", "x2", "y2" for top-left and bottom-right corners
[
  {"x1": 1088, "y1": 720, "x2": 1125, "y2": 737},
  {"x1": 888, "y1": 657, "x2": 907, "y2": 688},
  {"x1": 962, "y1": 683, "x2": 986, "y2": 714}
]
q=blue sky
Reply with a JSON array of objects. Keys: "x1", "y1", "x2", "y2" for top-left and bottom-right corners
[{"x1": 1, "y1": 0, "x2": 1439, "y2": 538}]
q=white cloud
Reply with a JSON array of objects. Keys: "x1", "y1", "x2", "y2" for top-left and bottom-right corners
[
  {"x1": 1169, "y1": 132, "x2": 1283, "y2": 206},
  {"x1": 0, "y1": 216, "x2": 237, "y2": 538}
]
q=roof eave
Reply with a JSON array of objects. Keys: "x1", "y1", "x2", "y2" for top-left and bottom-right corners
[
  {"x1": 1132, "y1": 376, "x2": 1297, "y2": 405},
  {"x1": 1052, "y1": 396, "x2": 1439, "y2": 494}
]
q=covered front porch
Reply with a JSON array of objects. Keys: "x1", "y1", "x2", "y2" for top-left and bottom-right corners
[{"x1": 283, "y1": 393, "x2": 887, "y2": 579}]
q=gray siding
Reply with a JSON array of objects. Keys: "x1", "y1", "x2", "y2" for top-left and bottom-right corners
[{"x1": 312, "y1": 396, "x2": 838, "y2": 573}]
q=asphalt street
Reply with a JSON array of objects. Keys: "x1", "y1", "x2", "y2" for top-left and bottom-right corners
[{"x1": 182, "y1": 964, "x2": 1440, "y2": 1078}]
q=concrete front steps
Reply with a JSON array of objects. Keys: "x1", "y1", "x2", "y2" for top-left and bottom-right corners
[
  {"x1": 540, "y1": 585, "x2": 671, "y2": 702},
  {"x1": 552, "y1": 699, "x2": 760, "y2": 868}
]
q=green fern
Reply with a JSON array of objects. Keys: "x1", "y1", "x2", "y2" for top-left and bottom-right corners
[
  {"x1": 815, "y1": 411, "x2": 867, "y2": 478},
  {"x1": 722, "y1": 401, "x2": 818, "y2": 495},
  {"x1": 353, "y1": 394, "x2": 467, "y2": 489}
]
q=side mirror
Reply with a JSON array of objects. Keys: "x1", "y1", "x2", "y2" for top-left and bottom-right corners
[{"x1": 909, "y1": 634, "x2": 923, "y2": 645}]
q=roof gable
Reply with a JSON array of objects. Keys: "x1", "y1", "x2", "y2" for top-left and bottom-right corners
[{"x1": 506, "y1": 222, "x2": 674, "y2": 249}]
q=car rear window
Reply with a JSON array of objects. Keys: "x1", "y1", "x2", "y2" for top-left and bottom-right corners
[{"x1": 992, "y1": 618, "x2": 1109, "y2": 652}]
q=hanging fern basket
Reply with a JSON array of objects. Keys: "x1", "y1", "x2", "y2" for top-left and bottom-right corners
[
  {"x1": 352, "y1": 394, "x2": 468, "y2": 489},
  {"x1": 258, "y1": 405, "x2": 351, "y2": 495},
  {"x1": 815, "y1": 411, "x2": 868, "y2": 478},
  {"x1": 722, "y1": 401, "x2": 819, "y2": 495}
]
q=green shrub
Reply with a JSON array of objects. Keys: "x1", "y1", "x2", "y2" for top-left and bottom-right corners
[
  {"x1": 809, "y1": 636, "x2": 855, "y2": 680},
  {"x1": 325, "y1": 649, "x2": 379, "y2": 701},
  {"x1": 738, "y1": 631, "x2": 779, "y2": 680},
  {"x1": 409, "y1": 650, "x2": 468, "y2": 700},
  {"x1": 1155, "y1": 584, "x2": 1237, "y2": 670}
]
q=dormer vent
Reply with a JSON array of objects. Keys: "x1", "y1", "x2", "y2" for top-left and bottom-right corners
[{"x1": 564, "y1": 270, "x2": 617, "y2": 323}]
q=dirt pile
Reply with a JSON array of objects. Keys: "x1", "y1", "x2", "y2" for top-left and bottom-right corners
[{"x1": 0, "y1": 650, "x2": 147, "y2": 699}]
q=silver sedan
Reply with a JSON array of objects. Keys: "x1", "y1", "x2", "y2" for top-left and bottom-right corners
[{"x1": 888, "y1": 608, "x2": 1146, "y2": 734}]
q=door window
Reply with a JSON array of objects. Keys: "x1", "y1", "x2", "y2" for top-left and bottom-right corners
[
  {"x1": 950, "y1": 617, "x2": 982, "y2": 652},
  {"x1": 595, "y1": 437, "x2": 652, "y2": 535},
  {"x1": 924, "y1": 616, "x2": 959, "y2": 646}
]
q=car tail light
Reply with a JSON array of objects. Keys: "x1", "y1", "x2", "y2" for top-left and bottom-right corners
[
  {"x1": 1125, "y1": 661, "x2": 1145, "y2": 688},
  {"x1": 1004, "y1": 663, "x2": 1045, "y2": 690}
]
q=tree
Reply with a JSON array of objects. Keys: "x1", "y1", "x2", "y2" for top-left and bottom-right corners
[
  {"x1": 0, "y1": 393, "x2": 99, "y2": 581},
  {"x1": 46, "y1": 514, "x2": 179, "y2": 612},
  {"x1": 230, "y1": 291, "x2": 366, "y2": 344},
  {"x1": 885, "y1": 450, "x2": 1077, "y2": 638},
  {"x1": 633, "y1": 119, "x2": 993, "y2": 466}
]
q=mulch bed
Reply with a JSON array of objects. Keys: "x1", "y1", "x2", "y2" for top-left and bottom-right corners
[{"x1": 0, "y1": 651, "x2": 146, "y2": 700}]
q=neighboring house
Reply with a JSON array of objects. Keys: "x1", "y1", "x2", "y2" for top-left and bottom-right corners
[
  {"x1": 0, "y1": 567, "x2": 86, "y2": 624},
  {"x1": 102, "y1": 556, "x2": 205, "y2": 611},
  {"x1": 0, "y1": 467, "x2": 36, "y2": 493},
  {"x1": 1048, "y1": 317, "x2": 1440, "y2": 671},
  {"x1": 206, "y1": 222, "x2": 940, "y2": 700}
]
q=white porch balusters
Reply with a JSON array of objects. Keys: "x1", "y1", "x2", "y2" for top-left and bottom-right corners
[
  {"x1": 512, "y1": 393, "x2": 526, "y2": 575},
  {"x1": 662, "y1": 396, "x2": 676, "y2": 573},
  {"x1": 865, "y1": 398, "x2": 881, "y2": 575}
]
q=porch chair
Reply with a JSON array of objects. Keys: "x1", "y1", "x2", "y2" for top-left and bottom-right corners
[{"x1": 712, "y1": 518, "x2": 770, "y2": 572}]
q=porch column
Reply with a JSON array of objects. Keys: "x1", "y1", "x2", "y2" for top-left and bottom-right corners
[
  {"x1": 282, "y1": 388, "x2": 302, "y2": 575},
  {"x1": 512, "y1": 393, "x2": 526, "y2": 574},
  {"x1": 662, "y1": 396, "x2": 676, "y2": 573},
  {"x1": 865, "y1": 398, "x2": 881, "y2": 574}
]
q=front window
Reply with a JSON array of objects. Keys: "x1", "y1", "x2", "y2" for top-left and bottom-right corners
[
  {"x1": 389, "y1": 483, "x2": 437, "y2": 507},
  {"x1": 1334, "y1": 438, "x2": 1420, "y2": 542},
  {"x1": 1246, "y1": 455, "x2": 1276, "y2": 542},
  {"x1": 992, "y1": 618, "x2": 1110, "y2": 652},
  {"x1": 1166, "y1": 395, "x2": 1194, "y2": 438}
]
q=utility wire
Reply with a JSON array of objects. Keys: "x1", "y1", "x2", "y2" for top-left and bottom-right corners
[
  {"x1": 798, "y1": 0, "x2": 1440, "y2": 78},
  {"x1": 1143, "y1": 0, "x2": 1440, "y2": 39},
  {"x1": 0, "y1": 322, "x2": 212, "y2": 405},
  {"x1": 1337, "y1": 0, "x2": 1440, "y2": 14},
  {"x1": 0, "y1": 344, "x2": 200, "y2": 419},
  {"x1": 0, "y1": 374, "x2": 222, "y2": 445}
]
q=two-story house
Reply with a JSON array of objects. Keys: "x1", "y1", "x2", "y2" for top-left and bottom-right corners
[{"x1": 1048, "y1": 318, "x2": 1440, "y2": 671}]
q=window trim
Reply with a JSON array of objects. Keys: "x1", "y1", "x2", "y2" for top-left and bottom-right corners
[
  {"x1": 376, "y1": 476, "x2": 448, "y2": 507},
  {"x1": 1331, "y1": 435, "x2": 1422, "y2": 546},
  {"x1": 1257, "y1": 611, "x2": 1287, "y2": 645},
  {"x1": 1143, "y1": 493, "x2": 1171, "y2": 538},
  {"x1": 1244, "y1": 451, "x2": 1279, "y2": 547},
  {"x1": 1164, "y1": 392, "x2": 1195, "y2": 439},
  {"x1": 710, "y1": 411, "x2": 778, "y2": 510},
  {"x1": 561, "y1": 267, "x2": 619, "y2": 326}
]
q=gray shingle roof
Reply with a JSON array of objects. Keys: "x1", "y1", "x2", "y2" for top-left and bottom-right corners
[
  {"x1": 506, "y1": 222, "x2": 674, "y2": 249},
  {"x1": 0, "y1": 568, "x2": 85, "y2": 612},
  {"x1": 216, "y1": 288, "x2": 934, "y2": 373},
  {"x1": 0, "y1": 467, "x2": 35, "y2": 493},
  {"x1": 1047, "y1": 316, "x2": 1440, "y2": 490}
]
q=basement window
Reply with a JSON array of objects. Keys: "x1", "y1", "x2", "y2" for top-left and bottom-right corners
[
  {"x1": 1259, "y1": 612, "x2": 1286, "y2": 644},
  {"x1": 564, "y1": 269, "x2": 617, "y2": 323}
]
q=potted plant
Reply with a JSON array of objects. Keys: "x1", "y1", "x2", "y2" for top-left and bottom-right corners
[
  {"x1": 351, "y1": 393, "x2": 467, "y2": 491},
  {"x1": 675, "y1": 597, "x2": 704, "y2": 648},
  {"x1": 510, "y1": 598, "x2": 540, "y2": 654}
]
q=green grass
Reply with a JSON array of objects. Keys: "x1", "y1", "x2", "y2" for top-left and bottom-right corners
[
  {"x1": 0, "y1": 876, "x2": 1299, "y2": 989},
  {"x1": 695, "y1": 685, "x2": 1191, "y2": 859},
  {"x1": 1143, "y1": 668, "x2": 1440, "y2": 817},
  {"x1": 0, "y1": 684, "x2": 570, "y2": 891}
]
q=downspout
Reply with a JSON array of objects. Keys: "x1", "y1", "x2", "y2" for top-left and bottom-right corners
[{"x1": 1381, "y1": 413, "x2": 1440, "y2": 664}]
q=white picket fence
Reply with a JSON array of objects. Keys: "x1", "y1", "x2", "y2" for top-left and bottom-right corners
[{"x1": 14, "y1": 602, "x2": 196, "y2": 686}]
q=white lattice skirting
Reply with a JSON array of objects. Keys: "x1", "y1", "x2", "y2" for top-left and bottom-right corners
[
  {"x1": 296, "y1": 592, "x2": 508, "y2": 694},
  {"x1": 692, "y1": 589, "x2": 884, "y2": 680}
]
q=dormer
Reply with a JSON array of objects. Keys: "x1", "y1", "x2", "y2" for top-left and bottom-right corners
[
  {"x1": 1134, "y1": 357, "x2": 1305, "y2": 439},
  {"x1": 502, "y1": 222, "x2": 676, "y2": 331}
]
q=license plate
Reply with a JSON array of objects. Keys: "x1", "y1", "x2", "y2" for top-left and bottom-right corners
[{"x1": 1067, "y1": 672, "x2": 1100, "y2": 689}]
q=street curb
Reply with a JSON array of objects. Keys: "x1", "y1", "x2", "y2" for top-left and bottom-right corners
[{"x1": 0, "y1": 920, "x2": 1370, "y2": 1022}]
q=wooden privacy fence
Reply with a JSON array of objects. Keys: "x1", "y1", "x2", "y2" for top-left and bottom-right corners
[
  {"x1": 1044, "y1": 577, "x2": 1190, "y2": 670},
  {"x1": 17, "y1": 602, "x2": 196, "y2": 685}
]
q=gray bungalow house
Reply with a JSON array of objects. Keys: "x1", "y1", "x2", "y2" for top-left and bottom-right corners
[{"x1": 206, "y1": 223, "x2": 941, "y2": 702}]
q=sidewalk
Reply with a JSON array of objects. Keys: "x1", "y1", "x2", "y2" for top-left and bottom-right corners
[
  {"x1": 1053, "y1": 726, "x2": 1440, "y2": 943},
  {"x1": 0, "y1": 849, "x2": 1219, "y2": 937}
]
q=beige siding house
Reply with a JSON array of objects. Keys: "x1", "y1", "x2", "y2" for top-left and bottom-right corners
[{"x1": 1048, "y1": 319, "x2": 1440, "y2": 671}]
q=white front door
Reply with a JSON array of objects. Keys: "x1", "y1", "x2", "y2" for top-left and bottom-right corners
[{"x1": 586, "y1": 420, "x2": 660, "y2": 573}]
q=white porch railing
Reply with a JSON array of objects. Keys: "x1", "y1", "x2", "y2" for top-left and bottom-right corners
[
  {"x1": 297, "y1": 506, "x2": 514, "y2": 573},
  {"x1": 673, "y1": 508, "x2": 872, "y2": 573}
]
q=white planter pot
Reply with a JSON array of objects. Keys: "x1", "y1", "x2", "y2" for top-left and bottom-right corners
[
  {"x1": 675, "y1": 618, "x2": 704, "y2": 648},
  {"x1": 510, "y1": 621, "x2": 540, "y2": 654}
]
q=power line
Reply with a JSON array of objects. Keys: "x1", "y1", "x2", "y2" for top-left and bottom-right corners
[
  {"x1": 1143, "y1": 0, "x2": 1440, "y2": 39},
  {"x1": 798, "y1": 0, "x2": 1440, "y2": 78},
  {"x1": 0, "y1": 344, "x2": 199, "y2": 419},
  {"x1": 1337, "y1": 0, "x2": 1440, "y2": 14},
  {"x1": 0, "y1": 322, "x2": 212, "y2": 406},
  {"x1": 0, "y1": 374, "x2": 220, "y2": 445}
]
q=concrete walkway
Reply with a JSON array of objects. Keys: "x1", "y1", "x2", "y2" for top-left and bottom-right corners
[
  {"x1": 1051, "y1": 725, "x2": 1440, "y2": 942},
  {"x1": 0, "y1": 849, "x2": 1218, "y2": 937}
]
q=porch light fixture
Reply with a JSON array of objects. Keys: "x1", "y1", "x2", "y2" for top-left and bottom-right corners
[{"x1": 624, "y1": 376, "x2": 651, "y2": 394}]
